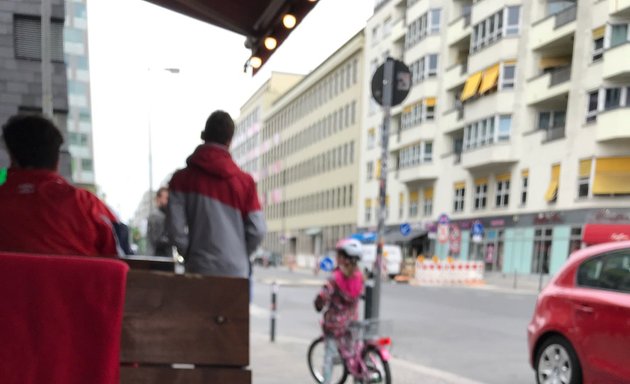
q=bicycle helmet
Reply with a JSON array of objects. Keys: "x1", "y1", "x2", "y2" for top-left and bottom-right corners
[{"x1": 335, "y1": 238, "x2": 363, "y2": 260}]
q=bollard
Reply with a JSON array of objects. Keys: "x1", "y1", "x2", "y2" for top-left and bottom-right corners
[
  {"x1": 364, "y1": 280, "x2": 374, "y2": 320},
  {"x1": 270, "y1": 281, "x2": 278, "y2": 342}
]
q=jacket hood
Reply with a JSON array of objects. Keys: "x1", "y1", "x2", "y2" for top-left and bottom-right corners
[{"x1": 186, "y1": 144, "x2": 240, "y2": 179}]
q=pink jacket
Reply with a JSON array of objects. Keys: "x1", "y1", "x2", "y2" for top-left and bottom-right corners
[{"x1": 317, "y1": 269, "x2": 364, "y2": 337}]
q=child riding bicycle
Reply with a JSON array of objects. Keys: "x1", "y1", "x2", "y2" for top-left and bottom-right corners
[{"x1": 314, "y1": 238, "x2": 364, "y2": 384}]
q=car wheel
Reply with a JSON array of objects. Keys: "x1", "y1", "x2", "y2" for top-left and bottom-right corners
[{"x1": 535, "y1": 335, "x2": 582, "y2": 384}]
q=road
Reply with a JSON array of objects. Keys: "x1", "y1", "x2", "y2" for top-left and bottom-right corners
[{"x1": 250, "y1": 266, "x2": 538, "y2": 384}]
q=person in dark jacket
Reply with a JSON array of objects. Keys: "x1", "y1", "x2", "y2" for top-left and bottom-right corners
[
  {"x1": 146, "y1": 187, "x2": 172, "y2": 257},
  {"x1": 167, "y1": 110, "x2": 266, "y2": 278}
]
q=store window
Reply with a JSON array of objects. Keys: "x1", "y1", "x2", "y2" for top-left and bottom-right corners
[
  {"x1": 568, "y1": 227, "x2": 583, "y2": 257},
  {"x1": 532, "y1": 228, "x2": 553, "y2": 274}
]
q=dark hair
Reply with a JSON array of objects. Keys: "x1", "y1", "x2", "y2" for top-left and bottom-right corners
[
  {"x1": 2, "y1": 114, "x2": 63, "y2": 170},
  {"x1": 156, "y1": 186, "x2": 168, "y2": 198},
  {"x1": 202, "y1": 110, "x2": 235, "y2": 145}
]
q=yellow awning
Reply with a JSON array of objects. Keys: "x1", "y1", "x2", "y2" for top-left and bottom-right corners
[
  {"x1": 496, "y1": 173, "x2": 511, "y2": 182},
  {"x1": 376, "y1": 160, "x2": 381, "y2": 178},
  {"x1": 403, "y1": 105, "x2": 413, "y2": 113},
  {"x1": 539, "y1": 57, "x2": 570, "y2": 70},
  {"x1": 504, "y1": 59, "x2": 517, "y2": 66},
  {"x1": 368, "y1": 127, "x2": 375, "y2": 134},
  {"x1": 593, "y1": 157, "x2": 630, "y2": 195},
  {"x1": 521, "y1": 169, "x2": 529, "y2": 178},
  {"x1": 399, "y1": 192, "x2": 404, "y2": 203},
  {"x1": 410, "y1": 191, "x2": 419, "y2": 201},
  {"x1": 592, "y1": 26, "x2": 606, "y2": 39},
  {"x1": 479, "y1": 64, "x2": 500, "y2": 94},
  {"x1": 551, "y1": 164, "x2": 561, "y2": 181},
  {"x1": 475, "y1": 177, "x2": 488, "y2": 185},
  {"x1": 545, "y1": 181, "x2": 559, "y2": 202},
  {"x1": 424, "y1": 97, "x2": 437, "y2": 107},
  {"x1": 424, "y1": 188, "x2": 433, "y2": 200},
  {"x1": 454, "y1": 181, "x2": 466, "y2": 190},
  {"x1": 579, "y1": 159, "x2": 593, "y2": 178},
  {"x1": 460, "y1": 72, "x2": 483, "y2": 101},
  {"x1": 365, "y1": 198, "x2": 373, "y2": 208}
]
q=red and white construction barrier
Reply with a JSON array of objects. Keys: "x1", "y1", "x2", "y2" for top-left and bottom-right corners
[{"x1": 414, "y1": 260, "x2": 484, "y2": 285}]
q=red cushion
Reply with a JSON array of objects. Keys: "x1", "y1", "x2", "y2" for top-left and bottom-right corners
[{"x1": 0, "y1": 252, "x2": 128, "y2": 384}]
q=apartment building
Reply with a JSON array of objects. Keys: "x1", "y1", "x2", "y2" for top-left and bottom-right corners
[
  {"x1": 232, "y1": 72, "x2": 303, "y2": 184},
  {"x1": 0, "y1": 0, "x2": 71, "y2": 179},
  {"x1": 260, "y1": 32, "x2": 364, "y2": 268},
  {"x1": 64, "y1": 0, "x2": 96, "y2": 190},
  {"x1": 359, "y1": 0, "x2": 630, "y2": 276}
]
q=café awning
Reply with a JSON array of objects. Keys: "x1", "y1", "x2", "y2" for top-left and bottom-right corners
[
  {"x1": 582, "y1": 224, "x2": 630, "y2": 245},
  {"x1": 144, "y1": 0, "x2": 319, "y2": 74}
]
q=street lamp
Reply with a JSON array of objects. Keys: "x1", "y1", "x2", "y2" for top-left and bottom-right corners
[{"x1": 147, "y1": 67, "x2": 180, "y2": 212}]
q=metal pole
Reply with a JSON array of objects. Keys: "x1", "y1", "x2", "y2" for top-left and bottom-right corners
[
  {"x1": 270, "y1": 281, "x2": 278, "y2": 342},
  {"x1": 41, "y1": 0, "x2": 53, "y2": 117},
  {"x1": 372, "y1": 58, "x2": 394, "y2": 320},
  {"x1": 147, "y1": 68, "x2": 154, "y2": 212}
]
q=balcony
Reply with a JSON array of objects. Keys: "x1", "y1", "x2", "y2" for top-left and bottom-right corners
[
  {"x1": 390, "y1": 123, "x2": 437, "y2": 152},
  {"x1": 526, "y1": 67, "x2": 571, "y2": 106},
  {"x1": 603, "y1": 43, "x2": 630, "y2": 81},
  {"x1": 542, "y1": 126, "x2": 566, "y2": 142},
  {"x1": 444, "y1": 62, "x2": 468, "y2": 91},
  {"x1": 461, "y1": 144, "x2": 517, "y2": 171},
  {"x1": 442, "y1": 108, "x2": 465, "y2": 134},
  {"x1": 596, "y1": 107, "x2": 630, "y2": 142},
  {"x1": 610, "y1": 0, "x2": 630, "y2": 16},
  {"x1": 396, "y1": 163, "x2": 439, "y2": 184},
  {"x1": 530, "y1": 6, "x2": 577, "y2": 52},
  {"x1": 391, "y1": 18, "x2": 406, "y2": 44},
  {"x1": 447, "y1": 14, "x2": 472, "y2": 46}
]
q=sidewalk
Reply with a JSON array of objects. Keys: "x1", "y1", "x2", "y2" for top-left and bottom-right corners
[{"x1": 250, "y1": 332, "x2": 486, "y2": 384}]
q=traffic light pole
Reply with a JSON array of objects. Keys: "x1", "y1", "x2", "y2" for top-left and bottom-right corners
[{"x1": 371, "y1": 58, "x2": 394, "y2": 320}]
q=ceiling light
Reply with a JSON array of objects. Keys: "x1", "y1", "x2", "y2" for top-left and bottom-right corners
[
  {"x1": 283, "y1": 14, "x2": 297, "y2": 29},
  {"x1": 264, "y1": 37, "x2": 277, "y2": 50},
  {"x1": 250, "y1": 56, "x2": 262, "y2": 69}
]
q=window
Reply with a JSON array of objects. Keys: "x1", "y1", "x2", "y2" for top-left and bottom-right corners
[
  {"x1": 505, "y1": 6, "x2": 520, "y2": 35},
  {"x1": 532, "y1": 228, "x2": 553, "y2": 274},
  {"x1": 474, "y1": 182, "x2": 488, "y2": 210},
  {"x1": 454, "y1": 185, "x2": 466, "y2": 212},
  {"x1": 423, "y1": 142, "x2": 433, "y2": 162},
  {"x1": 521, "y1": 170, "x2": 529, "y2": 206},
  {"x1": 604, "y1": 88, "x2": 622, "y2": 110},
  {"x1": 423, "y1": 197, "x2": 433, "y2": 217},
  {"x1": 14, "y1": 15, "x2": 65, "y2": 61},
  {"x1": 399, "y1": 194, "x2": 405, "y2": 219},
  {"x1": 593, "y1": 37, "x2": 604, "y2": 61},
  {"x1": 81, "y1": 158, "x2": 93, "y2": 172},
  {"x1": 383, "y1": 17, "x2": 392, "y2": 37},
  {"x1": 498, "y1": 115, "x2": 511, "y2": 142},
  {"x1": 578, "y1": 159, "x2": 592, "y2": 198},
  {"x1": 577, "y1": 250, "x2": 630, "y2": 293},
  {"x1": 428, "y1": 54, "x2": 438, "y2": 77},
  {"x1": 367, "y1": 129, "x2": 376, "y2": 149},
  {"x1": 586, "y1": 90, "x2": 599, "y2": 122},
  {"x1": 429, "y1": 9, "x2": 441, "y2": 34},
  {"x1": 610, "y1": 24, "x2": 629, "y2": 48},
  {"x1": 500, "y1": 64, "x2": 515, "y2": 89},
  {"x1": 496, "y1": 179, "x2": 510, "y2": 207},
  {"x1": 409, "y1": 192, "x2": 419, "y2": 217},
  {"x1": 568, "y1": 227, "x2": 583, "y2": 258},
  {"x1": 367, "y1": 161, "x2": 374, "y2": 181},
  {"x1": 372, "y1": 25, "x2": 380, "y2": 44},
  {"x1": 365, "y1": 200, "x2": 372, "y2": 223}
]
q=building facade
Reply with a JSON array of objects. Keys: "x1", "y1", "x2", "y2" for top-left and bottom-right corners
[
  {"x1": 64, "y1": 0, "x2": 95, "y2": 190},
  {"x1": 0, "y1": 0, "x2": 71, "y2": 179},
  {"x1": 232, "y1": 72, "x2": 303, "y2": 184},
  {"x1": 260, "y1": 32, "x2": 365, "y2": 268},
  {"x1": 359, "y1": 0, "x2": 630, "y2": 276}
]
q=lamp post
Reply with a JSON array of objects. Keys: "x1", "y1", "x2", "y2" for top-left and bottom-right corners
[{"x1": 146, "y1": 67, "x2": 180, "y2": 213}]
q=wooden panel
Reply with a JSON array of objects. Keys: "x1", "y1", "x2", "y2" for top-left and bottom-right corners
[
  {"x1": 120, "y1": 366, "x2": 251, "y2": 384},
  {"x1": 121, "y1": 270, "x2": 249, "y2": 367},
  {"x1": 121, "y1": 256, "x2": 175, "y2": 272}
]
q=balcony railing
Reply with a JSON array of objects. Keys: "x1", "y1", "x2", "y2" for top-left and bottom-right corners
[
  {"x1": 554, "y1": 6, "x2": 577, "y2": 29},
  {"x1": 549, "y1": 66, "x2": 571, "y2": 86},
  {"x1": 544, "y1": 126, "x2": 566, "y2": 141}
]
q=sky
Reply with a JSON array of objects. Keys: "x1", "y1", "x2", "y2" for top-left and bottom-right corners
[{"x1": 87, "y1": 0, "x2": 374, "y2": 222}]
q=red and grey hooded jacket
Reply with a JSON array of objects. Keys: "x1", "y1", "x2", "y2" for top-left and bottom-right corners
[
  {"x1": 167, "y1": 144, "x2": 266, "y2": 278},
  {"x1": 0, "y1": 169, "x2": 121, "y2": 257}
]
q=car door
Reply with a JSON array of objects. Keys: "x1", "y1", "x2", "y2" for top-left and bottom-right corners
[{"x1": 573, "y1": 249, "x2": 630, "y2": 382}]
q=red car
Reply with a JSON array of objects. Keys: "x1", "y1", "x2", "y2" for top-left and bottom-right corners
[{"x1": 528, "y1": 241, "x2": 630, "y2": 384}]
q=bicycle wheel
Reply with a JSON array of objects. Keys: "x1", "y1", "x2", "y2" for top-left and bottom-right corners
[
  {"x1": 361, "y1": 346, "x2": 391, "y2": 384},
  {"x1": 307, "y1": 336, "x2": 348, "y2": 384}
]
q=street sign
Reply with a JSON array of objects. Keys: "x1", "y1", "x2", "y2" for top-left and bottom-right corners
[
  {"x1": 438, "y1": 213, "x2": 450, "y2": 225},
  {"x1": 472, "y1": 220, "x2": 484, "y2": 243},
  {"x1": 320, "y1": 256, "x2": 334, "y2": 272},
  {"x1": 371, "y1": 58, "x2": 411, "y2": 107},
  {"x1": 437, "y1": 224, "x2": 449, "y2": 244},
  {"x1": 449, "y1": 224, "x2": 462, "y2": 255},
  {"x1": 400, "y1": 223, "x2": 411, "y2": 237}
]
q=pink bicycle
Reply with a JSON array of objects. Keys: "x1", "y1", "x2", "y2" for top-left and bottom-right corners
[{"x1": 307, "y1": 319, "x2": 392, "y2": 384}]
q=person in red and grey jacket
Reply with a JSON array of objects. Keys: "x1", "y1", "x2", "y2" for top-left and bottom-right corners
[
  {"x1": 167, "y1": 110, "x2": 266, "y2": 278},
  {"x1": 0, "y1": 114, "x2": 123, "y2": 257}
]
